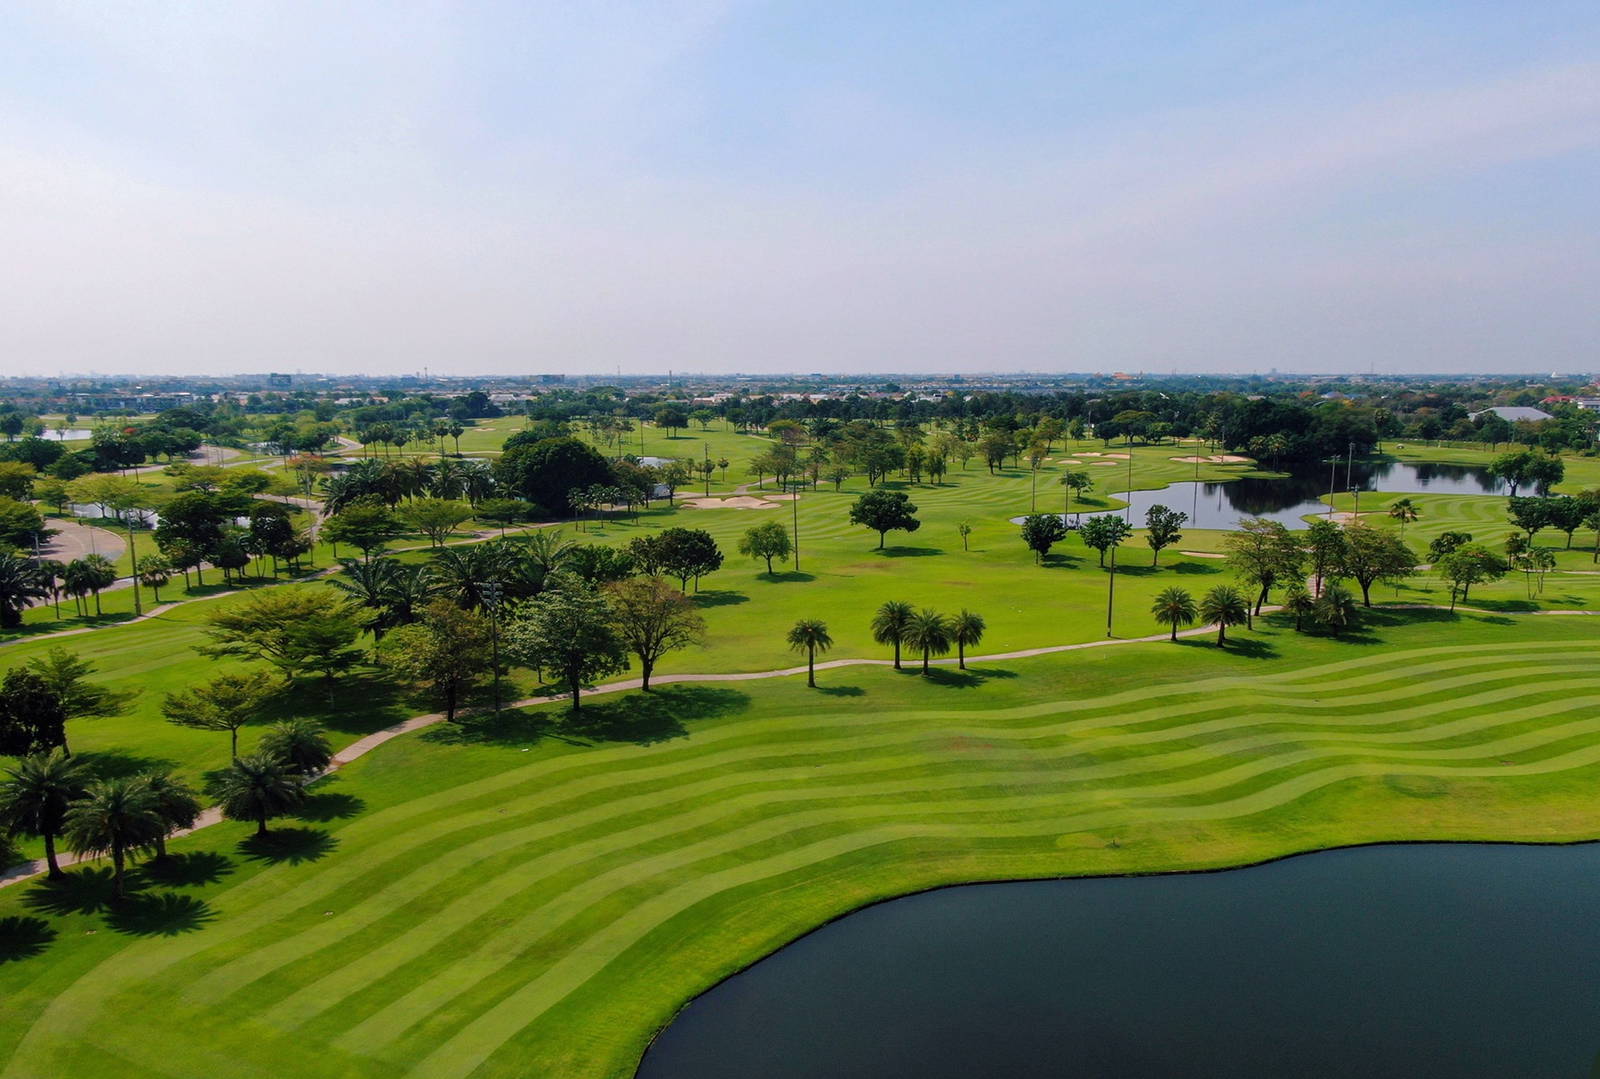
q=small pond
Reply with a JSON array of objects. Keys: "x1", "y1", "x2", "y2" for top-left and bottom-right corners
[
  {"x1": 637, "y1": 842, "x2": 1600, "y2": 1078},
  {"x1": 39, "y1": 428, "x2": 92, "y2": 441},
  {"x1": 1015, "y1": 460, "x2": 1506, "y2": 530}
]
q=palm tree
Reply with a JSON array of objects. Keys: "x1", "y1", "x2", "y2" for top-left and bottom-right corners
[
  {"x1": 1388, "y1": 498, "x2": 1419, "y2": 538},
  {"x1": 870, "y1": 601, "x2": 915, "y2": 670},
  {"x1": 785, "y1": 619, "x2": 833, "y2": 688},
  {"x1": 143, "y1": 770, "x2": 203, "y2": 860},
  {"x1": 902, "y1": 609, "x2": 952, "y2": 674},
  {"x1": 1282, "y1": 581, "x2": 1316, "y2": 632},
  {"x1": 258, "y1": 719, "x2": 333, "y2": 776},
  {"x1": 0, "y1": 552, "x2": 52, "y2": 628},
  {"x1": 1313, "y1": 583, "x2": 1360, "y2": 637},
  {"x1": 136, "y1": 553, "x2": 173, "y2": 604},
  {"x1": 209, "y1": 753, "x2": 305, "y2": 837},
  {"x1": 329, "y1": 556, "x2": 403, "y2": 653},
  {"x1": 1150, "y1": 587, "x2": 1197, "y2": 641},
  {"x1": 1198, "y1": 586, "x2": 1250, "y2": 647},
  {"x1": 63, "y1": 776, "x2": 165, "y2": 899},
  {"x1": 0, "y1": 751, "x2": 91, "y2": 878},
  {"x1": 950, "y1": 609, "x2": 985, "y2": 669}
]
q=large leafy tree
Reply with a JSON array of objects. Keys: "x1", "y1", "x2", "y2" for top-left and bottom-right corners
[
  {"x1": 870, "y1": 600, "x2": 915, "y2": 670},
  {"x1": 785, "y1": 619, "x2": 833, "y2": 688},
  {"x1": 1144, "y1": 505, "x2": 1188, "y2": 566},
  {"x1": 399, "y1": 498, "x2": 474, "y2": 548},
  {"x1": 25, "y1": 647, "x2": 122, "y2": 757},
  {"x1": 848, "y1": 490, "x2": 921, "y2": 549},
  {"x1": 384, "y1": 600, "x2": 494, "y2": 722},
  {"x1": 654, "y1": 528, "x2": 724, "y2": 592},
  {"x1": 64, "y1": 775, "x2": 166, "y2": 899},
  {"x1": 161, "y1": 669, "x2": 276, "y2": 761},
  {"x1": 1223, "y1": 517, "x2": 1304, "y2": 613},
  {"x1": 209, "y1": 753, "x2": 305, "y2": 837},
  {"x1": 1435, "y1": 544, "x2": 1507, "y2": 610},
  {"x1": 0, "y1": 551, "x2": 51, "y2": 628},
  {"x1": 1150, "y1": 587, "x2": 1197, "y2": 641},
  {"x1": 1338, "y1": 524, "x2": 1417, "y2": 606},
  {"x1": 0, "y1": 751, "x2": 91, "y2": 878},
  {"x1": 494, "y1": 435, "x2": 614, "y2": 517},
  {"x1": 1019, "y1": 514, "x2": 1067, "y2": 564},
  {"x1": 201, "y1": 588, "x2": 363, "y2": 684},
  {"x1": 1197, "y1": 586, "x2": 1250, "y2": 647},
  {"x1": 1078, "y1": 515, "x2": 1132, "y2": 568},
  {"x1": 321, "y1": 498, "x2": 401, "y2": 561},
  {"x1": 505, "y1": 579, "x2": 627, "y2": 711},
  {"x1": 738, "y1": 521, "x2": 793, "y2": 576},
  {"x1": 0, "y1": 669, "x2": 67, "y2": 758},
  {"x1": 605, "y1": 577, "x2": 705, "y2": 692}
]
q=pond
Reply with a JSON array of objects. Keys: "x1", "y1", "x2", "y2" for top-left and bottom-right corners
[
  {"x1": 636, "y1": 843, "x2": 1600, "y2": 1079},
  {"x1": 39, "y1": 428, "x2": 92, "y2": 441},
  {"x1": 1016, "y1": 460, "x2": 1506, "y2": 530}
]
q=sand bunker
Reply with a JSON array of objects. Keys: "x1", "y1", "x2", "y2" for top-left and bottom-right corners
[
  {"x1": 682, "y1": 496, "x2": 777, "y2": 510},
  {"x1": 1179, "y1": 550, "x2": 1227, "y2": 559},
  {"x1": 1076, "y1": 451, "x2": 1132, "y2": 459},
  {"x1": 1170, "y1": 454, "x2": 1253, "y2": 464}
]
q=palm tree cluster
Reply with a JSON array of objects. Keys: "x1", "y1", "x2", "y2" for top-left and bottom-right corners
[
  {"x1": 1150, "y1": 585, "x2": 1250, "y2": 646},
  {"x1": 322, "y1": 456, "x2": 496, "y2": 514},
  {"x1": 870, "y1": 601, "x2": 986, "y2": 674},
  {"x1": 352, "y1": 419, "x2": 465, "y2": 459}
]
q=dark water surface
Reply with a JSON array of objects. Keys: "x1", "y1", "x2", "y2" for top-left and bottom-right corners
[
  {"x1": 1018, "y1": 460, "x2": 1506, "y2": 530},
  {"x1": 637, "y1": 843, "x2": 1600, "y2": 1079}
]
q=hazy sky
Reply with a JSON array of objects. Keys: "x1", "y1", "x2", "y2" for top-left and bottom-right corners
[{"x1": 3, "y1": 2, "x2": 1597, "y2": 377}]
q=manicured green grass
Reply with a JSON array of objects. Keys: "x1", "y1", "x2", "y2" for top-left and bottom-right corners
[{"x1": 4, "y1": 610, "x2": 1600, "y2": 1077}]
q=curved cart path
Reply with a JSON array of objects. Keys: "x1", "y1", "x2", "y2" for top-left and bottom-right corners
[{"x1": 1, "y1": 601, "x2": 1588, "y2": 889}]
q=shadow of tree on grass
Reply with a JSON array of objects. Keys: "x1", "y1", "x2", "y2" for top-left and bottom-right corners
[
  {"x1": 239, "y1": 827, "x2": 337, "y2": 866},
  {"x1": 0, "y1": 917, "x2": 56, "y2": 962},
  {"x1": 562, "y1": 685, "x2": 749, "y2": 746},
  {"x1": 104, "y1": 892, "x2": 215, "y2": 937},
  {"x1": 141, "y1": 851, "x2": 235, "y2": 888},
  {"x1": 293, "y1": 791, "x2": 366, "y2": 823}
]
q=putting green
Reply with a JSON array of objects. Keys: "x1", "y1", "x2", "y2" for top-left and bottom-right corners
[{"x1": 4, "y1": 610, "x2": 1600, "y2": 1077}]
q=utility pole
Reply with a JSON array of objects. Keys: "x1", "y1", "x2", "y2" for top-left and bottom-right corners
[
  {"x1": 483, "y1": 581, "x2": 503, "y2": 714},
  {"x1": 1125, "y1": 452, "x2": 1134, "y2": 524},
  {"x1": 791, "y1": 477, "x2": 801, "y2": 572},
  {"x1": 1105, "y1": 542, "x2": 1118, "y2": 637}
]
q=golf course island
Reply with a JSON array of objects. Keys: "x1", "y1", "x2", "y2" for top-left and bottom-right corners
[{"x1": 2, "y1": 380, "x2": 1600, "y2": 1076}]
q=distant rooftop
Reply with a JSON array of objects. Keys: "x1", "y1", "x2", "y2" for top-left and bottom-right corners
[{"x1": 1468, "y1": 406, "x2": 1552, "y2": 423}]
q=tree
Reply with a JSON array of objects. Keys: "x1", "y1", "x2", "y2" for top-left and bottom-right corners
[
  {"x1": 1144, "y1": 505, "x2": 1188, "y2": 566},
  {"x1": 0, "y1": 751, "x2": 90, "y2": 878},
  {"x1": 400, "y1": 498, "x2": 474, "y2": 548},
  {"x1": 605, "y1": 576, "x2": 706, "y2": 691},
  {"x1": 1303, "y1": 519, "x2": 1348, "y2": 597},
  {"x1": 901, "y1": 609, "x2": 952, "y2": 674},
  {"x1": 505, "y1": 579, "x2": 628, "y2": 711},
  {"x1": 1227, "y1": 519, "x2": 1303, "y2": 613},
  {"x1": 144, "y1": 770, "x2": 203, "y2": 860},
  {"x1": 26, "y1": 647, "x2": 122, "y2": 756},
  {"x1": 494, "y1": 435, "x2": 615, "y2": 517},
  {"x1": 0, "y1": 669, "x2": 66, "y2": 757},
  {"x1": 656, "y1": 527, "x2": 724, "y2": 591},
  {"x1": 1387, "y1": 497, "x2": 1419, "y2": 537},
  {"x1": 476, "y1": 498, "x2": 529, "y2": 535},
  {"x1": 209, "y1": 753, "x2": 305, "y2": 837},
  {"x1": 258, "y1": 718, "x2": 333, "y2": 776},
  {"x1": 1427, "y1": 531, "x2": 1473, "y2": 562},
  {"x1": 786, "y1": 619, "x2": 833, "y2": 688},
  {"x1": 135, "y1": 553, "x2": 173, "y2": 603},
  {"x1": 950, "y1": 609, "x2": 985, "y2": 669},
  {"x1": 0, "y1": 551, "x2": 51, "y2": 628},
  {"x1": 871, "y1": 600, "x2": 915, "y2": 670},
  {"x1": 1282, "y1": 581, "x2": 1316, "y2": 632},
  {"x1": 1312, "y1": 583, "x2": 1360, "y2": 636},
  {"x1": 161, "y1": 669, "x2": 276, "y2": 760},
  {"x1": 1435, "y1": 544, "x2": 1507, "y2": 610},
  {"x1": 738, "y1": 521, "x2": 792, "y2": 576},
  {"x1": 1338, "y1": 524, "x2": 1417, "y2": 606},
  {"x1": 1545, "y1": 495, "x2": 1592, "y2": 549},
  {"x1": 1058, "y1": 471, "x2": 1093, "y2": 518},
  {"x1": 1078, "y1": 515, "x2": 1132, "y2": 568},
  {"x1": 0, "y1": 496, "x2": 47, "y2": 550},
  {"x1": 1198, "y1": 586, "x2": 1250, "y2": 646},
  {"x1": 1019, "y1": 513, "x2": 1067, "y2": 564},
  {"x1": 65, "y1": 554, "x2": 117, "y2": 616},
  {"x1": 957, "y1": 522, "x2": 973, "y2": 551},
  {"x1": 201, "y1": 588, "x2": 363, "y2": 684},
  {"x1": 321, "y1": 499, "x2": 401, "y2": 561},
  {"x1": 64, "y1": 775, "x2": 166, "y2": 899},
  {"x1": 848, "y1": 490, "x2": 921, "y2": 549},
  {"x1": 654, "y1": 406, "x2": 689, "y2": 437},
  {"x1": 1489, "y1": 450, "x2": 1564, "y2": 497},
  {"x1": 1150, "y1": 587, "x2": 1197, "y2": 641},
  {"x1": 1507, "y1": 497, "x2": 1551, "y2": 544},
  {"x1": 385, "y1": 600, "x2": 494, "y2": 722}
]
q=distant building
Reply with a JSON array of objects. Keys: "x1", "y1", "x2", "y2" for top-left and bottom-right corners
[
  {"x1": 267, "y1": 373, "x2": 292, "y2": 388},
  {"x1": 1468, "y1": 406, "x2": 1552, "y2": 423}
]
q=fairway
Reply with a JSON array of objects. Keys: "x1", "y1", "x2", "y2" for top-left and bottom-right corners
[{"x1": 4, "y1": 611, "x2": 1600, "y2": 1078}]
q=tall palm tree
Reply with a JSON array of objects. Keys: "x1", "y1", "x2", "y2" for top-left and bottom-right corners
[
  {"x1": 1198, "y1": 586, "x2": 1250, "y2": 647},
  {"x1": 210, "y1": 753, "x2": 306, "y2": 837},
  {"x1": 143, "y1": 770, "x2": 203, "y2": 860},
  {"x1": 1282, "y1": 581, "x2": 1316, "y2": 632},
  {"x1": 63, "y1": 776, "x2": 165, "y2": 899},
  {"x1": 0, "y1": 751, "x2": 91, "y2": 878},
  {"x1": 329, "y1": 557, "x2": 403, "y2": 652},
  {"x1": 902, "y1": 609, "x2": 952, "y2": 674},
  {"x1": 1388, "y1": 498, "x2": 1419, "y2": 538},
  {"x1": 1150, "y1": 587, "x2": 1197, "y2": 641},
  {"x1": 258, "y1": 719, "x2": 333, "y2": 776},
  {"x1": 870, "y1": 601, "x2": 914, "y2": 670},
  {"x1": 0, "y1": 552, "x2": 52, "y2": 628},
  {"x1": 785, "y1": 619, "x2": 833, "y2": 688},
  {"x1": 950, "y1": 609, "x2": 986, "y2": 670}
]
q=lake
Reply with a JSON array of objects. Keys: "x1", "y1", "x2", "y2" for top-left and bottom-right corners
[
  {"x1": 1016, "y1": 460, "x2": 1506, "y2": 530},
  {"x1": 636, "y1": 842, "x2": 1600, "y2": 1078}
]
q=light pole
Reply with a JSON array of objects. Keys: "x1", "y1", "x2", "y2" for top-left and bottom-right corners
[
  {"x1": 1105, "y1": 541, "x2": 1118, "y2": 637},
  {"x1": 791, "y1": 477, "x2": 801, "y2": 572},
  {"x1": 1124, "y1": 452, "x2": 1134, "y2": 524},
  {"x1": 1327, "y1": 456, "x2": 1337, "y2": 518},
  {"x1": 482, "y1": 581, "x2": 503, "y2": 715}
]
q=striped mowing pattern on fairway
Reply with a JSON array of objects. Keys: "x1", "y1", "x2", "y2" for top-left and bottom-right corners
[{"x1": 5, "y1": 633, "x2": 1600, "y2": 1078}]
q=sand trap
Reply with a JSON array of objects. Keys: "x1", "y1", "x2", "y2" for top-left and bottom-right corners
[
  {"x1": 1170, "y1": 454, "x2": 1253, "y2": 465},
  {"x1": 1086, "y1": 461, "x2": 1119, "y2": 467},
  {"x1": 1179, "y1": 550, "x2": 1227, "y2": 559},
  {"x1": 1076, "y1": 451, "x2": 1132, "y2": 459},
  {"x1": 682, "y1": 496, "x2": 777, "y2": 509}
]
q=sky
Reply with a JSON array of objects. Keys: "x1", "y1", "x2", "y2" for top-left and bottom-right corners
[{"x1": 2, "y1": 2, "x2": 1597, "y2": 378}]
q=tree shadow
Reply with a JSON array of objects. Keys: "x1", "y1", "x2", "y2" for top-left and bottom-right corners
[
  {"x1": 921, "y1": 666, "x2": 1019, "y2": 689},
  {"x1": 104, "y1": 892, "x2": 216, "y2": 937},
  {"x1": 140, "y1": 851, "x2": 235, "y2": 888},
  {"x1": 1171, "y1": 561, "x2": 1222, "y2": 574},
  {"x1": 692, "y1": 590, "x2": 749, "y2": 608},
  {"x1": 878, "y1": 546, "x2": 944, "y2": 558},
  {"x1": 1040, "y1": 552, "x2": 1082, "y2": 568},
  {"x1": 21, "y1": 867, "x2": 119, "y2": 917},
  {"x1": 293, "y1": 791, "x2": 367, "y2": 823},
  {"x1": 0, "y1": 917, "x2": 56, "y2": 963},
  {"x1": 762, "y1": 571, "x2": 816, "y2": 583},
  {"x1": 1209, "y1": 637, "x2": 1279, "y2": 660},
  {"x1": 562, "y1": 685, "x2": 749, "y2": 746},
  {"x1": 79, "y1": 750, "x2": 181, "y2": 781},
  {"x1": 815, "y1": 685, "x2": 864, "y2": 697},
  {"x1": 239, "y1": 827, "x2": 337, "y2": 866},
  {"x1": 422, "y1": 710, "x2": 563, "y2": 748}
]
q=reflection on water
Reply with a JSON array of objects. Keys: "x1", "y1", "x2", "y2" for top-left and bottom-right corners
[{"x1": 638, "y1": 843, "x2": 1600, "y2": 1079}]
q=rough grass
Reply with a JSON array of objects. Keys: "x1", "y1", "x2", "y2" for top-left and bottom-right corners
[{"x1": 3, "y1": 611, "x2": 1600, "y2": 1077}]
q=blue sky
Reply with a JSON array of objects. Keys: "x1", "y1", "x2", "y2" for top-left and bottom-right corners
[{"x1": 2, "y1": 2, "x2": 1596, "y2": 376}]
